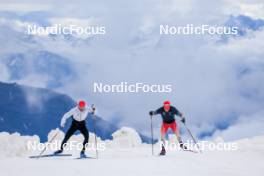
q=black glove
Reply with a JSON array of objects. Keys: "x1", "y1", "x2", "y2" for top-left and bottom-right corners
[
  {"x1": 181, "y1": 117, "x2": 186, "y2": 124},
  {"x1": 91, "y1": 104, "x2": 96, "y2": 112},
  {"x1": 149, "y1": 111, "x2": 154, "y2": 116}
]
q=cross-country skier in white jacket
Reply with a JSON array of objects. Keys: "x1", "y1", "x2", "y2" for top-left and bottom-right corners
[{"x1": 54, "y1": 100, "x2": 95, "y2": 157}]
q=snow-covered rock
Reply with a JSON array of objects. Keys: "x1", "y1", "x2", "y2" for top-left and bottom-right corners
[
  {"x1": 0, "y1": 132, "x2": 39, "y2": 157},
  {"x1": 112, "y1": 127, "x2": 142, "y2": 148}
]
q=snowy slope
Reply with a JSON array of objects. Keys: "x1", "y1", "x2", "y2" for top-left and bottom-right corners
[{"x1": 0, "y1": 129, "x2": 263, "y2": 176}]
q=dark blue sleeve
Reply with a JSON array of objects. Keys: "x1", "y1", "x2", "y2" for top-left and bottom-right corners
[
  {"x1": 154, "y1": 107, "x2": 163, "y2": 115},
  {"x1": 172, "y1": 106, "x2": 182, "y2": 116}
]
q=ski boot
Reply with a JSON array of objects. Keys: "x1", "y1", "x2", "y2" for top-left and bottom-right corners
[
  {"x1": 80, "y1": 150, "x2": 87, "y2": 158},
  {"x1": 53, "y1": 149, "x2": 63, "y2": 155},
  {"x1": 180, "y1": 143, "x2": 188, "y2": 150},
  {"x1": 159, "y1": 146, "x2": 166, "y2": 156}
]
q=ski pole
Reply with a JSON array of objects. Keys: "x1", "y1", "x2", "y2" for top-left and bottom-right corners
[
  {"x1": 183, "y1": 124, "x2": 201, "y2": 153},
  {"x1": 150, "y1": 115, "x2": 154, "y2": 156},
  {"x1": 37, "y1": 128, "x2": 60, "y2": 159},
  {"x1": 91, "y1": 104, "x2": 98, "y2": 159}
]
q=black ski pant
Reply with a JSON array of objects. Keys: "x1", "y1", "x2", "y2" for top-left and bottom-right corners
[{"x1": 60, "y1": 119, "x2": 89, "y2": 151}]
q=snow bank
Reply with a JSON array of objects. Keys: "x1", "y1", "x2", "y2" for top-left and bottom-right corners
[
  {"x1": 47, "y1": 127, "x2": 142, "y2": 149},
  {"x1": 0, "y1": 127, "x2": 143, "y2": 158},
  {"x1": 235, "y1": 135, "x2": 264, "y2": 151},
  {"x1": 0, "y1": 129, "x2": 104, "y2": 158},
  {"x1": 0, "y1": 132, "x2": 39, "y2": 157},
  {"x1": 111, "y1": 127, "x2": 142, "y2": 148},
  {"x1": 1, "y1": 127, "x2": 262, "y2": 158}
]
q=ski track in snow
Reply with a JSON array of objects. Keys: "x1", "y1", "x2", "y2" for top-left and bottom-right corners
[{"x1": 0, "y1": 147, "x2": 263, "y2": 176}]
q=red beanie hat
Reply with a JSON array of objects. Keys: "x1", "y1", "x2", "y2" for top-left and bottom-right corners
[
  {"x1": 163, "y1": 101, "x2": 170, "y2": 105},
  {"x1": 78, "y1": 100, "x2": 86, "y2": 108}
]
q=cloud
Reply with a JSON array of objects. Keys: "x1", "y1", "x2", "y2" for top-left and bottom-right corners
[
  {"x1": 0, "y1": 63, "x2": 10, "y2": 82},
  {"x1": 16, "y1": 74, "x2": 50, "y2": 88},
  {"x1": 210, "y1": 111, "x2": 264, "y2": 141},
  {"x1": 0, "y1": 0, "x2": 264, "y2": 140},
  {"x1": 0, "y1": 2, "x2": 52, "y2": 12}
]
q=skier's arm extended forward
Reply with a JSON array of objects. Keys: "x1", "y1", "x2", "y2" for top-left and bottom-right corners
[
  {"x1": 149, "y1": 107, "x2": 163, "y2": 116},
  {"x1": 60, "y1": 108, "x2": 75, "y2": 128}
]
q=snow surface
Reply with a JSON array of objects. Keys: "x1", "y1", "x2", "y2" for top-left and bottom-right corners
[{"x1": 0, "y1": 128, "x2": 263, "y2": 176}]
